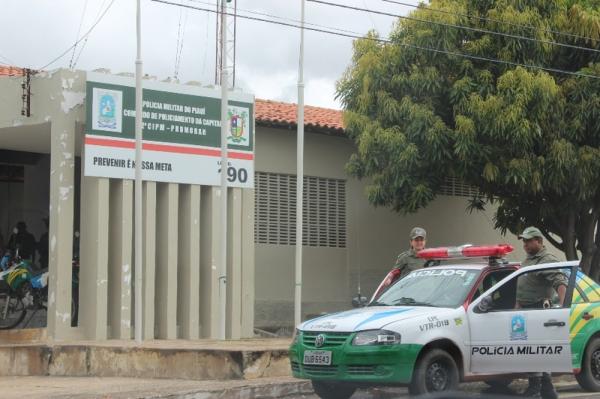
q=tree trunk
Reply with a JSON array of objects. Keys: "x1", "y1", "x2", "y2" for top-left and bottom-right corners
[
  {"x1": 578, "y1": 209, "x2": 599, "y2": 276},
  {"x1": 564, "y1": 211, "x2": 578, "y2": 261}
]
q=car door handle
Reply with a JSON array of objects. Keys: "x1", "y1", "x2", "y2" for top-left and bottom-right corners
[{"x1": 544, "y1": 320, "x2": 566, "y2": 327}]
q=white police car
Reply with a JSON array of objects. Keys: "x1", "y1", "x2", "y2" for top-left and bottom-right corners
[{"x1": 290, "y1": 244, "x2": 600, "y2": 398}]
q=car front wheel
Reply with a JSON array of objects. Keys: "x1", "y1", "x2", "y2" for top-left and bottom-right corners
[
  {"x1": 409, "y1": 348, "x2": 459, "y2": 395},
  {"x1": 311, "y1": 380, "x2": 356, "y2": 399},
  {"x1": 576, "y1": 337, "x2": 600, "y2": 391}
]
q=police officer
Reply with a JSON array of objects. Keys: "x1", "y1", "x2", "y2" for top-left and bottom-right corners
[
  {"x1": 7, "y1": 221, "x2": 36, "y2": 262},
  {"x1": 394, "y1": 227, "x2": 427, "y2": 278},
  {"x1": 517, "y1": 226, "x2": 566, "y2": 399}
]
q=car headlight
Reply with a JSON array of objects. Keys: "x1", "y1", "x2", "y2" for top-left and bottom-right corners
[
  {"x1": 292, "y1": 329, "x2": 301, "y2": 345},
  {"x1": 352, "y1": 329, "x2": 401, "y2": 346}
]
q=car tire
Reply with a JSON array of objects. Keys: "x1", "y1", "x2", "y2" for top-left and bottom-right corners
[
  {"x1": 576, "y1": 337, "x2": 600, "y2": 391},
  {"x1": 409, "y1": 348, "x2": 459, "y2": 395},
  {"x1": 311, "y1": 380, "x2": 356, "y2": 399}
]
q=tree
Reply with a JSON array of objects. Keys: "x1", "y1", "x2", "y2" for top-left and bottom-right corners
[{"x1": 337, "y1": 0, "x2": 600, "y2": 278}]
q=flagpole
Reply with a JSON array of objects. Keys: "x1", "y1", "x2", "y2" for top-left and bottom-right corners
[
  {"x1": 219, "y1": 0, "x2": 229, "y2": 340},
  {"x1": 134, "y1": 0, "x2": 144, "y2": 343},
  {"x1": 295, "y1": 0, "x2": 305, "y2": 328}
]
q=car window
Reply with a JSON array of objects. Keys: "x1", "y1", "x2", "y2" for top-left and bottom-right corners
[
  {"x1": 471, "y1": 269, "x2": 515, "y2": 303},
  {"x1": 576, "y1": 272, "x2": 600, "y2": 302},
  {"x1": 374, "y1": 268, "x2": 481, "y2": 308},
  {"x1": 483, "y1": 267, "x2": 571, "y2": 311},
  {"x1": 572, "y1": 285, "x2": 588, "y2": 304}
]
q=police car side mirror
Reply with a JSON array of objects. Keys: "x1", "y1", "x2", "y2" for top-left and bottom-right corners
[
  {"x1": 352, "y1": 294, "x2": 369, "y2": 308},
  {"x1": 476, "y1": 296, "x2": 493, "y2": 313}
]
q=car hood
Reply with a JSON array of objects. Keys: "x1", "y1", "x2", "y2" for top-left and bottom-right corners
[{"x1": 300, "y1": 306, "x2": 456, "y2": 332}]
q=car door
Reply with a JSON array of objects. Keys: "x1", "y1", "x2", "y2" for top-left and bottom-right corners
[{"x1": 467, "y1": 263, "x2": 578, "y2": 373}]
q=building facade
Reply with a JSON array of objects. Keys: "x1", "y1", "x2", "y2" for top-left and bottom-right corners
[{"x1": 0, "y1": 67, "x2": 528, "y2": 341}]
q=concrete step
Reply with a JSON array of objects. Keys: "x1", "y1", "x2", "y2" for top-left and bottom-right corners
[{"x1": 0, "y1": 338, "x2": 293, "y2": 380}]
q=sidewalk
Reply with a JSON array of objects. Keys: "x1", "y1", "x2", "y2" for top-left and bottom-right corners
[
  {"x1": 0, "y1": 376, "x2": 312, "y2": 399},
  {"x1": 0, "y1": 375, "x2": 581, "y2": 399}
]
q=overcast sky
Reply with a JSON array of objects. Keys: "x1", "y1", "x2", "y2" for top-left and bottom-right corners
[{"x1": 1, "y1": 0, "x2": 418, "y2": 109}]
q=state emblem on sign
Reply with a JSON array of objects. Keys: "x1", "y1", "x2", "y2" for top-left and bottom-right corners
[
  {"x1": 227, "y1": 106, "x2": 250, "y2": 147},
  {"x1": 510, "y1": 314, "x2": 527, "y2": 340},
  {"x1": 92, "y1": 88, "x2": 123, "y2": 133}
]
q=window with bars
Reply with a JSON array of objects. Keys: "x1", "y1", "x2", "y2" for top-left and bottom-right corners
[
  {"x1": 254, "y1": 172, "x2": 347, "y2": 248},
  {"x1": 439, "y1": 176, "x2": 479, "y2": 197}
]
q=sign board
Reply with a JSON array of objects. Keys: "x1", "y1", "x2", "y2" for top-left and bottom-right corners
[{"x1": 84, "y1": 72, "x2": 254, "y2": 188}]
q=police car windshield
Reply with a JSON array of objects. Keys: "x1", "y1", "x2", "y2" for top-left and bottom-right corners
[{"x1": 374, "y1": 268, "x2": 481, "y2": 308}]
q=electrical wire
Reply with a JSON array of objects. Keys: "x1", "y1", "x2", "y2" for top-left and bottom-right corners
[
  {"x1": 174, "y1": 9, "x2": 184, "y2": 78},
  {"x1": 69, "y1": 0, "x2": 90, "y2": 69},
  {"x1": 307, "y1": 0, "x2": 600, "y2": 56},
  {"x1": 0, "y1": 52, "x2": 17, "y2": 66},
  {"x1": 37, "y1": 0, "x2": 116, "y2": 71},
  {"x1": 151, "y1": 0, "x2": 600, "y2": 80},
  {"x1": 362, "y1": 0, "x2": 380, "y2": 32},
  {"x1": 382, "y1": 0, "x2": 599, "y2": 44},
  {"x1": 185, "y1": 0, "x2": 364, "y2": 37},
  {"x1": 72, "y1": 0, "x2": 110, "y2": 69},
  {"x1": 201, "y1": 10, "x2": 210, "y2": 77}
]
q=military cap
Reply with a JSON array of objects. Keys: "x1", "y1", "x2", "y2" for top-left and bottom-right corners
[
  {"x1": 518, "y1": 226, "x2": 543, "y2": 240},
  {"x1": 410, "y1": 227, "x2": 427, "y2": 240}
]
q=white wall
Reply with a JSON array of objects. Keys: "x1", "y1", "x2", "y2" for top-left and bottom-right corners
[{"x1": 254, "y1": 126, "x2": 527, "y2": 329}]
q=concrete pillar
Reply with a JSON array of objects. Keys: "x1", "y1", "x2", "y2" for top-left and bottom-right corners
[
  {"x1": 156, "y1": 183, "x2": 178, "y2": 339},
  {"x1": 79, "y1": 177, "x2": 109, "y2": 340},
  {"x1": 227, "y1": 188, "x2": 242, "y2": 339},
  {"x1": 240, "y1": 188, "x2": 255, "y2": 338},
  {"x1": 47, "y1": 120, "x2": 75, "y2": 340},
  {"x1": 177, "y1": 185, "x2": 201, "y2": 339},
  {"x1": 108, "y1": 180, "x2": 133, "y2": 339},
  {"x1": 200, "y1": 186, "x2": 221, "y2": 338},
  {"x1": 142, "y1": 181, "x2": 157, "y2": 339}
]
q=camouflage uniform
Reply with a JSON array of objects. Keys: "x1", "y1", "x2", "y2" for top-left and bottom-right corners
[
  {"x1": 517, "y1": 247, "x2": 567, "y2": 307},
  {"x1": 394, "y1": 249, "x2": 426, "y2": 278},
  {"x1": 516, "y1": 227, "x2": 562, "y2": 399}
]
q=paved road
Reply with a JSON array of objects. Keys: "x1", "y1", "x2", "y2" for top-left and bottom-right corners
[{"x1": 287, "y1": 381, "x2": 600, "y2": 398}]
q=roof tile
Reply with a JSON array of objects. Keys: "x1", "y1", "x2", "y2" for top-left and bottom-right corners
[
  {"x1": 0, "y1": 66, "x2": 25, "y2": 77},
  {"x1": 255, "y1": 99, "x2": 344, "y2": 134}
]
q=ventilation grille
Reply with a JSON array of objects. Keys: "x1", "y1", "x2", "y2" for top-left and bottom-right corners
[
  {"x1": 254, "y1": 172, "x2": 347, "y2": 248},
  {"x1": 439, "y1": 176, "x2": 479, "y2": 197}
]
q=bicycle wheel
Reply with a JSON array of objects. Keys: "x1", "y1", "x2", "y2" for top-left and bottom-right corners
[{"x1": 0, "y1": 294, "x2": 26, "y2": 329}]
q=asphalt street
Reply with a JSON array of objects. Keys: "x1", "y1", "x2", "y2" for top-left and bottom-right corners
[{"x1": 286, "y1": 382, "x2": 600, "y2": 398}]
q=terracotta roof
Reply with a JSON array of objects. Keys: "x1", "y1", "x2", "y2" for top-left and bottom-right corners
[
  {"x1": 255, "y1": 99, "x2": 344, "y2": 135},
  {"x1": 0, "y1": 66, "x2": 25, "y2": 77}
]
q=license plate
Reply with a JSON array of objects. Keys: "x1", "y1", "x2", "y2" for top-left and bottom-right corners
[{"x1": 303, "y1": 350, "x2": 332, "y2": 365}]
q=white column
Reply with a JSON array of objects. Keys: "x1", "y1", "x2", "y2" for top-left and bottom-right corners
[
  {"x1": 108, "y1": 180, "x2": 133, "y2": 339},
  {"x1": 200, "y1": 186, "x2": 221, "y2": 338},
  {"x1": 156, "y1": 183, "x2": 178, "y2": 339},
  {"x1": 47, "y1": 119, "x2": 75, "y2": 340},
  {"x1": 240, "y1": 188, "x2": 255, "y2": 338},
  {"x1": 142, "y1": 181, "x2": 157, "y2": 339},
  {"x1": 178, "y1": 185, "x2": 201, "y2": 339},
  {"x1": 79, "y1": 177, "x2": 109, "y2": 340},
  {"x1": 227, "y1": 187, "x2": 242, "y2": 339}
]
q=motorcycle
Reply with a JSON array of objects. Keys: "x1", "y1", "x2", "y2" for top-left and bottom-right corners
[{"x1": 0, "y1": 252, "x2": 79, "y2": 329}]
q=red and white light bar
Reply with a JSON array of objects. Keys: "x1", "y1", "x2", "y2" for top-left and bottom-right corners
[{"x1": 417, "y1": 244, "x2": 514, "y2": 260}]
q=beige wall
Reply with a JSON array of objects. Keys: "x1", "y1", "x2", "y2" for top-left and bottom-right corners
[{"x1": 254, "y1": 127, "x2": 530, "y2": 329}]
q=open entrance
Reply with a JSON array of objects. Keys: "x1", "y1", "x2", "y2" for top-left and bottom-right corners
[{"x1": 0, "y1": 149, "x2": 81, "y2": 329}]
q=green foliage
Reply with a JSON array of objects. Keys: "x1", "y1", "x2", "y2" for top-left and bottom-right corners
[{"x1": 337, "y1": 0, "x2": 600, "y2": 274}]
